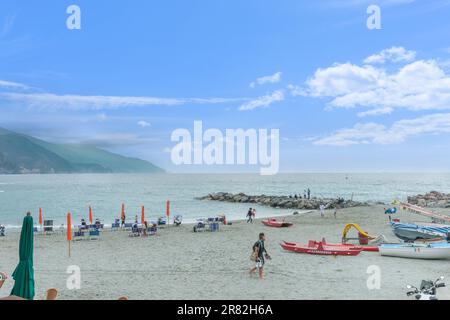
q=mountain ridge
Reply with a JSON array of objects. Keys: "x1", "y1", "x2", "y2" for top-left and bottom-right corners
[{"x1": 0, "y1": 128, "x2": 164, "y2": 174}]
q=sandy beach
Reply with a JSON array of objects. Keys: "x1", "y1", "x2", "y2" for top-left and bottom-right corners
[{"x1": 1, "y1": 204, "x2": 450, "y2": 300}]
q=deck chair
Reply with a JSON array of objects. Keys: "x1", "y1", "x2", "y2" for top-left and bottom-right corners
[
  {"x1": 74, "y1": 231, "x2": 85, "y2": 241},
  {"x1": 128, "y1": 224, "x2": 141, "y2": 237},
  {"x1": 43, "y1": 220, "x2": 54, "y2": 235},
  {"x1": 89, "y1": 229, "x2": 100, "y2": 240},
  {"x1": 46, "y1": 288, "x2": 58, "y2": 300}
]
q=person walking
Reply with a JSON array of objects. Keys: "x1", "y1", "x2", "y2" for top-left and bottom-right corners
[
  {"x1": 247, "y1": 208, "x2": 253, "y2": 223},
  {"x1": 307, "y1": 188, "x2": 311, "y2": 199},
  {"x1": 249, "y1": 233, "x2": 270, "y2": 279}
]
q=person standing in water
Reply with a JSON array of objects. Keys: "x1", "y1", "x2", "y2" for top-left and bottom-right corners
[
  {"x1": 250, "y1": 233, "x2": 270, "y2": 279},
  {"x1": 307, "y1": 188, "x2": 311, "y2": 199},
  {"x1": 252, "y1": 208, "x2": 256, "y2": 220}
]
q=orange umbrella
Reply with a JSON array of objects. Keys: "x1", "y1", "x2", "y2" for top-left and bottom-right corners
[
  {"x1": 121, "y1": 203, "x2": 125, "y2": 221},
  {"x1": 38, "y1": 208, "x2": 43, "y2": 226},
  {"x1": 67, "y1": 213, "x2": 72, "y2": 241},
  {"x1": 89, "y1": 206, "x2": 93, "y2": 225},
  {"x1": 166, "y1": 200, "x2": 170, "y2": 220},
  {"x1": 67, "y1": 212, "x2": 72, "y2": 257},
  {"x1": 141, "y1": 206, "x2": 145, "y2": 224}
]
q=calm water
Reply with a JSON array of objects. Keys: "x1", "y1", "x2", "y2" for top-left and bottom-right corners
[{"x1": 1, "y1": 173, "x2": 450, "y2": 228}]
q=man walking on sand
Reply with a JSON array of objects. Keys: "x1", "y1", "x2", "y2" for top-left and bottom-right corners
[{"x1": 250, "y1": 233, "x2": 271, "y2": 279}]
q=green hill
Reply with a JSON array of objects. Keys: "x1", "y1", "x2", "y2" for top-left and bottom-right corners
[{"x1": 0, "y1": 128, "x2": 164, "y2": 174}]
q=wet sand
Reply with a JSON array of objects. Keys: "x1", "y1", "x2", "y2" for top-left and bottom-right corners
[{"x1": 1, "y1": 205, "x2": 450, "y2": 300}]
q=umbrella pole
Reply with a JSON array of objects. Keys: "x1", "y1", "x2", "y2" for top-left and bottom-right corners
[{"x1": 68, "y1": 240, "x2": 71, "y2": 258}]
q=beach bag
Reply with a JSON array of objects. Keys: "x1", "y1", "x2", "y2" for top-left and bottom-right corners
[{"x1": 250, "y1": 251, "x2": 258, "y2": 262}]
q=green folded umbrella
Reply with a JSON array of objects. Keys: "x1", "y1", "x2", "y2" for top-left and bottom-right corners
[{"x1": 11, "y1": 215, "x2": 35, "y2": 300}]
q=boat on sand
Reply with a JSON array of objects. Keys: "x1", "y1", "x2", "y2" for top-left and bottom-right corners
[
  {"x1": 379, "y1": 242, "x2": 450, "y2": 260},
  {"x1": 262, "y1": 219, "x2": 293, "y2": 228},
  {"x1": 280, "y1": 240, "x2": 363, "y2": 256}
]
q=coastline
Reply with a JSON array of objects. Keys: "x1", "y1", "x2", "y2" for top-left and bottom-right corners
[{"x1": 2, "y1": 204, "x2": 450, "y2": 300}]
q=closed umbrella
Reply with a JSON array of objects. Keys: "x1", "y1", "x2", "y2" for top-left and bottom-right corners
[
  {"x1": 89, "y1": 206, "x2": 93, "y2": 225},
  {"x1": 141, "y1": 206, "x2": 145, "y2": 224},
  {"x1": 10, "y1": 215, "x2": 35, "y2": 300}
]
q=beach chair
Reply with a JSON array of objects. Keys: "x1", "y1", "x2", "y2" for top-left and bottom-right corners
[
  {"x1": 147, "y1": 224, "x2": 157, "y2": 236},
  {"x1": 46, "y1": 288, "x2": 58, "y2": 300},
  {"x1": 43, "y1": 220, "x2": 54, "y2": 235},
  {"x1": 74, "y1": 231, "x2": 85, "y2": 241},
  {"x1": 123, "y1": 223, "x2": 133, "y2": 231},
  {"x1": 129, "y1": 224, "x2": 141, "y2": 237},
  {"x1": 89, "y1": 229, "x2": 100, "y2": 240}
]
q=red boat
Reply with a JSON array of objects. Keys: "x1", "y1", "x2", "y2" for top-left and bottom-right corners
[
  {"x1": 320, "y1": 238, "x2": 379, "y2": 252},
  {"x1": 262, "y1": 219, "x2": 293, "y2": 228},
  {"x1": 280, "y1": 240, "x2": 363, "y2": 256}
]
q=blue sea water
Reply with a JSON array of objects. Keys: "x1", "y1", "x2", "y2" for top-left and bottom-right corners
[{"x1": 0, "y1": 173, "x2": 450, "y2": 228}]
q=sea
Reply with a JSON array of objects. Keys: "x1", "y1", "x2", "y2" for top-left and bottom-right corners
[{"x1": 1, "y1": 173, "x2": 450, "y2": 229}]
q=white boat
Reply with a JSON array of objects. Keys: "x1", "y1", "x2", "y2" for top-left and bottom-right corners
[{"x1": 379, "y1": 242, "x2": 450, "y2": 260}]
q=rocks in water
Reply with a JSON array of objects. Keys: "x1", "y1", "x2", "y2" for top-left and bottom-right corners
[
  {"x1": 408, "y1": 191, "x2": 450, "y2": 208},
  {"x1": 197, "y1": 192, "x2": 369, "y2": 209}
]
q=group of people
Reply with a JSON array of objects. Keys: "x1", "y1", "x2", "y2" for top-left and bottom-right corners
[
  {"x1": 289, "y1": 188, "x2": 312, "y2": 200},
  {"x1": 246, "y1": 208, "x2": 257, "y2": 223},
  {"x1": 80, "y1": 218, "x2": 102, "y2": 229},
  {"x1": 0, "y1": 224, "x2": 5, "y2": 237}
]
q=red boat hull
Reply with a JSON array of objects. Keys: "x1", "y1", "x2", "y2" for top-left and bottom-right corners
[
  {"x1": 262, "y1": 219, "x2": 293, "y2": 228},
  {"x1": 280, "y1": 241, "x2": 363, "y2": 256}
]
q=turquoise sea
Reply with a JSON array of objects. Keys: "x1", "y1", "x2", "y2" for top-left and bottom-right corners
[{"x1": 1, "y1": 173, "x2": 450, "y2": 228}]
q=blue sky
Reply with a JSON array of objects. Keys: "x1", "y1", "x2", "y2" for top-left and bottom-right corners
[{"x1": 1, "y1": 0, "x2": 450, "y2": 172}]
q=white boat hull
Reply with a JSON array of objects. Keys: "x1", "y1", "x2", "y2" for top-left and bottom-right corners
[{"x1": 379, "y1": 245, "x2": 450, "y2": 260}]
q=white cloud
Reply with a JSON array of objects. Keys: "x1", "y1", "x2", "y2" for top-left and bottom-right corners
[
  {"x1": 239, "y1": 90, "x2": 284, "y2": 111},
  {"x1": 0, "y1": 92, "x2": 246, "y2": 110},
  {"x1": 0, "y1": 79, "x2": 29, "y2": 90},
  {"x1": 364, "y1": 46, "x2": 416, "y2": 64},
  {"x1": 250, "y1": 72, "x2": 282, "y2": 88},
  {"x1": 296, "y1": 50, "x2": 450, "y2": 115},
  {"x1": 137, "y1": 120, "x2": 151, "y2": 128},
  {"x1": 314, "y1": 113, "x2": 450, "y2": 146}
]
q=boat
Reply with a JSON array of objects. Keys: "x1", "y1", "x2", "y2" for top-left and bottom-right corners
[
  {"x1": 262, "y1": 219, "x2": 293, "y2": 228},
  {"x1": 391, "y1": 222, "x2": 450, "y2": 242},
  {"x1": 280, "y1": 240, "x2": 363, "y2": 256},
  {"x1": 379, "y1": 242, "x2": 450, "y2": 260}
]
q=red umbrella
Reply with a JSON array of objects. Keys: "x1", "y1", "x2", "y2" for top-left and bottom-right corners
[
  {"x1": 121, "y1": 203, "x2": 125, "y2": 221},
  {"x1": 67, "y1": 213, "x2": 72, "y2": 257},
  {"x1": 166, "y1": 200, "x2": 170, "y2": 225},
  {"x1": 38, "y1": 208, "x2": 43, "y2": 226},
  {"x1": 89, "y1": 206, "x2": 93, "y2": 225},
  {"x1": 141, "y1": 206, "x2": 145, "y2": 224}
]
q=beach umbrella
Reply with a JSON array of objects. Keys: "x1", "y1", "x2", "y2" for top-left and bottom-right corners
[
  {"x1": 166, "y1": 200, "x2": 170, "y2": 224},
  {"x1": 10, "y1": 215, "x2": 35, "y2": 300},
  {"x1": 141, "y1": 206, "x2": 145, "y2": 224},
  {"x1": 121, "y1": 203, "x2": 125, "y2": 221},
  {"x1": 89, "y1": 206, "x2": 93, "y2": 225},
  {"x1": 67, "y1": 213, "x2": 72, "y2": 257},
  {"x1": 38, "y1": 208, "x2": 43, "y2": 227}
]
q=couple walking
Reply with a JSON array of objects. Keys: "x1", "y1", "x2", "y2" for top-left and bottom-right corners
[{"x1": 246, "y1": 208, "x2": 256, "y2": 223}]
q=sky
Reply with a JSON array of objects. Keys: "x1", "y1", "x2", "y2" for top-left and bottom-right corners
[{"x1": 1, "y1": 0, "x2": 450, "y2": 173}]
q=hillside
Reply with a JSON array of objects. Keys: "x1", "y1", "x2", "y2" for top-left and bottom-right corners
[{"x1": 0, "y1": 128, "x2": 164, "y2": 174}]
